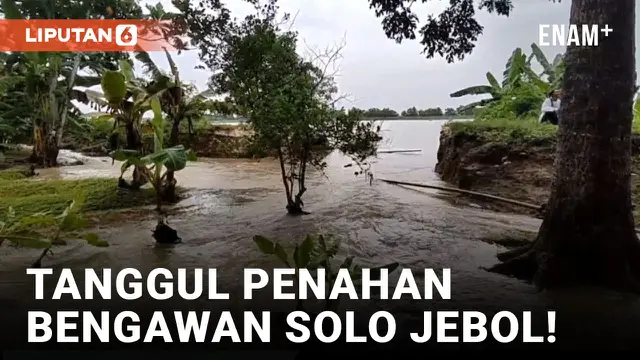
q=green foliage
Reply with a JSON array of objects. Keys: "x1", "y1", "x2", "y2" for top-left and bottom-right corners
[
  {"x1": 529, "y1": 43, "x2": 565, "y2": 89},
  {"x1": 0, "y1": 192, "x2": 108, "y2": 251},
  {"x1": 367, "y1": 0, "x2": 564, "y2": 63},
  {"x1": 400, "y1": 106, "x2": 444, "y2": 117},
  {"x1": 136, "y1": 50, "x2": 214, "y2": 145},
  {"x1": 347, "y1": 107, "x2": 460, "y2": 119},
  {"x1": 361, "y1": 107, "x2": 399, "y2": 118},
  {"x1": 253, "y1": 233, "x2": 399, "y2": 309},
  {"x1": 451, "y1": 45, "x2": 549, "y2": 112},
  {"x1": 0, "y1": 174, "x2": 162, "y2": 219},
  {"x1": 475, "y1": 83, "x2": 545, "y2": 122},
  {"x1": 212, "y1": 4, "x2": 382, "y2": 213},
  {"x1": 0, "y1": 0, "x2": 143, "y2": 154},
  {"x1": 101, "y1": 71, "x2": 128, "y2": 105},
  {"x1": 447, "y1": 118, "x2": 558, "y2": 144},
  {"x1": 109, "y1": 98, "x2": 196, "y2": 209}
]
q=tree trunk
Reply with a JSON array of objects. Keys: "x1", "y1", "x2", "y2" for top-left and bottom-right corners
[
  {"x1": 162, "y1": 119, "x2": 181, "y2": 203},
  {"x1": 489, "y1": 0, "x2": 640, "y2": 292},
  {"x1": 29, "y1": 123, "x2": 57, "y2": 167},
  {"x1": 55, "y1": 54, "x2": 82, "y2": 149},
  {"x1": 124, "y1": 121, "x2": 147, "y2": 189}
]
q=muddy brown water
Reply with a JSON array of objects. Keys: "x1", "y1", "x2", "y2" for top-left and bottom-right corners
[{"x1": 2, "y1": 120, "x2": 640, "y2": 350}]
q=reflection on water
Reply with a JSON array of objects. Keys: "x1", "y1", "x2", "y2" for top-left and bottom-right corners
[{"x1": 2, "y1": 120, "x2": 640, "y2": 347}]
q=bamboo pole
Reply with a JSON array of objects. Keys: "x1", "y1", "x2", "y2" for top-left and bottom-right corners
[
  {"x1": 378, "y1": 178, "x2": 542, "y2": 211},
  {"x1": 378, "y1": 149, "x2": 422, "y2": 153}
]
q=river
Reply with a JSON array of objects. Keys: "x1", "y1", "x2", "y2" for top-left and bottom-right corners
[{"x1": 1, "y1": 120, "x2": 640, "y2": 350}]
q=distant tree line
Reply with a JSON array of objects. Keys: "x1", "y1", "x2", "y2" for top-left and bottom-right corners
[{"x1": 349, "y1": 106, "x2": 474, "y2": 118}]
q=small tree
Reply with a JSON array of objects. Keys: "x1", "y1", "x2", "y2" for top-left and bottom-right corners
[{"x1": 211, "y1": 2, "x2": 382, "y2": 215}]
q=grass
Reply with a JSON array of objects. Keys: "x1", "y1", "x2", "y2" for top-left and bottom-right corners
[
  {"x1": 446, "y1": 118, "x2": 558, "y2": 144},
  {"x1": 0, "y1": 169, "x2": 160, "y2": 220},
  {"x1": 447, "y1": 117, "x2": 640, "y2": 144}
]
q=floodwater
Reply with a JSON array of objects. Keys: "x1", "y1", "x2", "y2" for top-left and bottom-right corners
[{"x1": 2, "y1": 120, "x2": 640, "y2": 350}]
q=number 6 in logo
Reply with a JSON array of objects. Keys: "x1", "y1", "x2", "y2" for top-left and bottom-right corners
[{"x1": 115, "y1": 24, "x2": 137, "y2": 46}]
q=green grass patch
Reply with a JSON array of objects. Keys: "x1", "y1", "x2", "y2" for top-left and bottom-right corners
[
  {"x1": 446, "y1": 118, "x2": 558, "y2": 144},
  {"x1": 0, "y1": 176, "x2": 160, "y2": 219},
  {"x1": 0, "y1": 167, "x2": 32, "y2": 180},
  {"x1": 447, "y1": 118, "x2": 640, "y2": 145}
]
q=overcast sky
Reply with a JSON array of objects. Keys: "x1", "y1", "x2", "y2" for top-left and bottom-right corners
[{"x1": 119, "y1": 0, "x2": 639, "y2": 112}]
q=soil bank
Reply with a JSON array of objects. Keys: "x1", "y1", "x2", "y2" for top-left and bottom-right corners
[
  {"x1": 68, "y1": 125, "x2": 261, "y2": 159},
  {"x1": 434, "y1": 124, "x2": 640, "y2": 219}
]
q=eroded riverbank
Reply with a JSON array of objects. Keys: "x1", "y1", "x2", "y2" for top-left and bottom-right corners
[{"x1": 435, "y1": 123, "x2": 640, "y2": 220}]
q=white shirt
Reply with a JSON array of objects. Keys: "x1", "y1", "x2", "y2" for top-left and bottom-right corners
[{"x1": 539, "y1": 97, "x2": 561, "y2": 122}]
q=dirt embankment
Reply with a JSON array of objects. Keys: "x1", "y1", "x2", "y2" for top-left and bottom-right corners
[
  {"x1": 73, "y1": 126, "x2": 262, "y2": 159},
  {"x1": 435, "y1": 127, "x2": 640, "y2": 216},
  {"x1": 173, "y1": 126, "x2": 260, "y2": 158}
]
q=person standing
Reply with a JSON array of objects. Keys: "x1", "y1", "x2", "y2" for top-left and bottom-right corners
[{"x1": 539, "y1": 90, "x2": 561, "y2": 125}]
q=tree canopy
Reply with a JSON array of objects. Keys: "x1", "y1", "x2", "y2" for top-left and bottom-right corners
[{"x1": 367, "y1": 0, "x2": 545, "y2": 62}]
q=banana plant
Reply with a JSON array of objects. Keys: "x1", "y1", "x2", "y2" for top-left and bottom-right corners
[
  {"x1": 0, "y1": 0, "x2": 103, "y2": 166},
  {"x1": 0, "y1": 193, "x2": 108, "y2": 268},
  {"x1": 73, "y1": 59, "x2": 167, "y2": 188},
  {"x1": 109, "y1": 96, "x2": 196, "y2": 244},
  {"x1": 134, "y1": 50, "x2": 215, "y2": 201},
  {"x1": 253, "y1": 233, "x2": 400, "y2": 311},
  {"x1": 529, "y1": 43, "x2": 565, "y2": 89},
  {"x1": 450, "y1": 47, "x2": 547, "y2": 111}
]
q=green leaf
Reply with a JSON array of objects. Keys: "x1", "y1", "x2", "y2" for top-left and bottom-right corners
[
  {"x1": 120, "y1": 160, "x2": 133, "y2": 175},
  {"x1": 141, "y1": 145, "x2": 188, "y2": 171},
  {"x1": 340, "y1": 256, "x2": 355, "y2": 269},
  {"x1": 92, "y1": 114, "x2": 114, "y2": 122},
  {"x1": 109, "y1": 149, "x2": 148, "y2": 166},
  {"x1": 1, "y1": 0, "x2": 24, "y2": 19},
  {"x1": 253, "y1": 235, "x2": 275, "y2": 254},
  {"x1": 274, "y1": 243, "x2": 290, "y2": 267},
  {"x1": 83, "y1": 233, "x2": 109, "y2": 247},
  {"x1": 295, "y1": 234, "x2": 315, "y2": 268},
  {"x1": 119, "y1": 60, "x2": 135, "y2": 82},
  {"x1": 101, "y1": 71, "x2": 127, "y2": 105},
  {"x1": 185, "y1": 149, "x2": 197, "y2": 161},
  {"x1": 58, "y1": 193, "x2": 89, "y2": 230},
  {"x1": 150, "y1": 96, "x2": 164, "y2": 151},
  {"x1": 16, "y1": 214, "x2": 57, "y2": 228},
  {"x1": 4, "y1": 235, "x2": 51, "y2": 249}
]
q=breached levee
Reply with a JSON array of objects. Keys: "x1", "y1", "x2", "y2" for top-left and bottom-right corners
[{"x1": 433, "y1": 124, "x2": 640, "y2": 216}]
